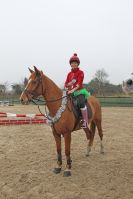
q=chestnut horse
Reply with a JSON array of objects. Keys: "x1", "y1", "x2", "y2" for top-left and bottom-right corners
[{"x1": 20, "y1": 66, "x2": 104, "y2": 177}]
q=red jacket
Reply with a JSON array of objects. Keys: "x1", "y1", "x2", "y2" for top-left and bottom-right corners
[{"x1": 65, "y1": 68, "x2": 84, "y2": 91}]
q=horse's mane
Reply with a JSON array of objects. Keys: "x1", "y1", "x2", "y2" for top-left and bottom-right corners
[{"x1": 41, "y1": 73, "x2": 63, "y2": 97}]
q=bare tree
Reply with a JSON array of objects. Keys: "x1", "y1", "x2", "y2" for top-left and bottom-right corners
[
  {"x1": 0, "y1": 84, "x2": 6, "y2": 94},
  {"x1": 0, "y1": 82, "x2": 8, "y2": 95},
  {"x1": 24, "y1": 77, "x2": 28, "y2": 86},
  {"x1": 11, "y1": 77, "x2": 28, "y2": 95},
  {"x1": 94, "y1": 68, "x2": 109, "y2": 96},
  {"x1": 11, "y1": 84, "x2": 23, "y2": 95}
]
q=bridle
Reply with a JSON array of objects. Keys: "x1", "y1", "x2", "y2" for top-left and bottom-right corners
[
  {"x1": 23, "y1": 76, "x2": 44, "y2": 100},
  {"x1": 23, "y1": 75, "x2": 68, "y2": 103}
]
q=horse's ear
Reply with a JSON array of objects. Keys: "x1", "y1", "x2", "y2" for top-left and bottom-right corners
[
  {"x1": 40, "y1": 71, "x2": 44, "y2": 75},
  {"x1": 28, "y1": 67, "x2": 34, "y2": 73},
  {"x1": 34, "y1": 66, "x2": 40, "y2": 76}
]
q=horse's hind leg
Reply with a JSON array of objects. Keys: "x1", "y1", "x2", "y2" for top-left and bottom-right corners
[
  {"x1": 83, "y1": 121, "x2": 96, "y2": 156},
  {"x1": 52, "y1": 130, "x2": 62, "y2": 174},
  {"x1": 83, "y1": 127, "x2": 92, "y2": 156},
  {"x1": 96, "y1": 120, "x2": 104, "y2": 154}
]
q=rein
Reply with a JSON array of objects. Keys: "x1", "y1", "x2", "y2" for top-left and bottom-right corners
[
  {"x1": 30, "y1": 91, "x2": 70, "y2": 125},
  {"x1": 33, "y1": 94, "x2": 68, "y2": 103}
]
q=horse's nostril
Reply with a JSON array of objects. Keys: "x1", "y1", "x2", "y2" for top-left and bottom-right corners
[
  {"x1": 20, "y1": 98, "x2": 25, "y2": 104},
  {"x1": 127, "y1": 79, "x2": 133, "y2": 86}
]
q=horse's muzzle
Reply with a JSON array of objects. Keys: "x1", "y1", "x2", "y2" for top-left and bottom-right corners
[
  {"x1": 20, "y1": 98, "x2": 29, "y2": 105},
  {"x1": 20, "y1": 92, "x2": 30, "y2": 105}
]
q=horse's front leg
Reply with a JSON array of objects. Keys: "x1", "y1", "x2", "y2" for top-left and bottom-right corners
[
  {"x1": 52, "y1": 130, "x2": 62, "y2": 174},
  {"x1": 63, "y1": 132, "x2": 72, "y2": 177}
]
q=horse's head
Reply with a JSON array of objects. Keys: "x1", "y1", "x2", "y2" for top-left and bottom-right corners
[
  {"x1": 122, "y1": 73, "x2": 133, "y2": 95},
  {"x1": 20, "y1": 66, "x2": 44, "y2": 104}
]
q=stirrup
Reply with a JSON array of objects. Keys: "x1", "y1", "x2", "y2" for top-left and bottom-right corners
[{"x1": 80, "y1": 119, "x2": 87, "y2": 128}]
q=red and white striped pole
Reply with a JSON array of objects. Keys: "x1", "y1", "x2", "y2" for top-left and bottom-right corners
[
  {"x1": 0, "y1": 112, "x2": 44, "y2": 117},
  {"x1": 0, "y1": 112, "x2": 47, "y2": 125}
]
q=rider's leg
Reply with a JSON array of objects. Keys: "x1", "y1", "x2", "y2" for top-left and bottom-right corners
[
  {"x1": 80, "y1": 106, "x2": 88, "y2": 128},
  {"x1": 78, "y1": 95, "x2": 88, "y2": 128}
]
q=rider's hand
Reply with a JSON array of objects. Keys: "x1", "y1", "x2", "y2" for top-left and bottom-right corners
[
  {"x1": 68, "y1": 89, "x2": 75, "y2": 94},
  {"x1": 67, "y1": 84, "x2": 79, "y2": 95}
]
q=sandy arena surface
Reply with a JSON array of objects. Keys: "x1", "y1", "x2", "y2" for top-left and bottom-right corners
[{"x1": 0, "y1": 105, "x2": 133, "y2": 199}]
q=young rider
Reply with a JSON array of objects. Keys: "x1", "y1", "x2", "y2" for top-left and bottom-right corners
[{"x1": 64, "y1": 53, "x2": 90, "y2": 128}]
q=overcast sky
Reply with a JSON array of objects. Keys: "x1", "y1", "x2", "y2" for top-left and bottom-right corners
[{"x1": 0, "y1": 0, "x2": 133, "y2": 87}]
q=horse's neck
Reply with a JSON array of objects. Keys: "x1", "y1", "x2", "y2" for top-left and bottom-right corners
[{"x1": 42, "y1": 75, "x2": 63, "y2": 116}]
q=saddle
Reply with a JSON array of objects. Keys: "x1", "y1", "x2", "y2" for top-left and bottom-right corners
[{"x1": 70, "y1": 95, "x2": 92, "y2": 123}]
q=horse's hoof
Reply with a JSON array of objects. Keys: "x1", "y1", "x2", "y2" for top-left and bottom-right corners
[
  {"x1": 100, "y1": 148, "x2": 104, "y2": 154},
  {"x1": 86, "y1": 153, "x2": 89, "y2": 157},
  {"x1": 63, "y1": 170, "x2": 71, "y2": 177},
  {"x1": 53, "y1": 167, "x2": 61, "y2": 174}
]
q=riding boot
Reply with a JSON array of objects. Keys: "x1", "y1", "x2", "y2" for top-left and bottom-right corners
[{"x1": 80, "y1": 106, "x2": 88, "y2": 128}]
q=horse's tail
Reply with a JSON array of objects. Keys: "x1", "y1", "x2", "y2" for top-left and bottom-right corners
[{"x1": 87, "y1": 95, "x2": 102, "y2": 121}]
